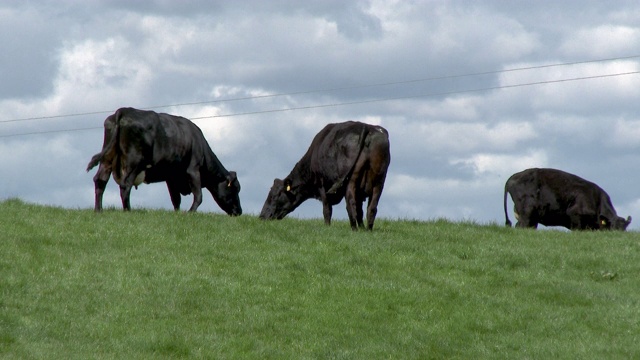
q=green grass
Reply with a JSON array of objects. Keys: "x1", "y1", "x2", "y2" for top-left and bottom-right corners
[{"x1": 1, "y1": 198, "x2": 640, "y2": 359}]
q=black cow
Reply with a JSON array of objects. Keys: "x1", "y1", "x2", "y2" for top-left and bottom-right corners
[
  {"x1": 503, "y1": 168, "x2": 630, "y2": 230},
  {"x1": 259, "y1": 121, "x2": 390, "y2": 230},
  {"x1": 86, "y1": 107, "x2": 242, "y2": 215}
]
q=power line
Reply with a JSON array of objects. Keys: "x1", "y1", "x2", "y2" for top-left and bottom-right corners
[
  {"x1": 1, "y1": 54, "x2": 639, "y2": 124},
  {"x1": 188, "y1": 71, "x2": 640, "y2": 120},
  {"x1": 0, "y1": 127, "x2": 103, "y2": 138},
  {"x1": 1, "y1": 69, "x2": 638, "y2": 139}
]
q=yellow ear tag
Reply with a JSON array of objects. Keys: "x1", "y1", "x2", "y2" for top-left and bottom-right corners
[
  {"x1": 286, "y1": 185, "x2": 291, "y2": 192},
  {"x1": 601, "y1": 220, "x2": 607, "y2": 225},
  {"x1": 227, "y1": 181, "x2": 232, "y2": 187}
]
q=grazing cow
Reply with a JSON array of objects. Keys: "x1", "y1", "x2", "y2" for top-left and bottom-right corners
[
  {"x1": 86, "y1": 107, "x2": 242, "y2": 215},
  {"x1": 259, "y1": 121, "x2": 390, "y2": 230},
  {"x1": 503, "y1": 168, "x2": 630, "y2": 230}
]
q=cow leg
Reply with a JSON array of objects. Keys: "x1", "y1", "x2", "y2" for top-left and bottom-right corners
[
  {"x1": 186, "y1": 168, "x2": 202, "y2": 212},
  {"x1": 166, "y1": 182, "x2": 181, "y2": 211},
  {"x1": 356, "y1": 196, "x2": 365, "y2": 228},
  {"x1": 119, "y1": 183, "x2": 133, "y2": 211},
  {"x1": 93, "y1": 163, "x2": 111, "y2": 212},
  {"x1": 566, "y1": 201, "x2": 596, "y2": 230},
  {"x1": 322, "y1": 199, "x2": 333, "y2": 225},
  {"x1": 188, "y1": 188, "x2": 202, "y2": 212},
  {"x1": 317, "y1": 185, "x2": 332, "y2": 225},
  {"x1": 513, "y1": 196, "x2": 538, "y2": 228},
  {"x1": 514, "y1": 212, "x2": 538, "y2": 228},
  {"x1": 322, "y1": 201, "x2": 333, "y2": 225},
  {"x1": 119, "y1": 169, "x2": 139, "y2": 211},
  {"x1": 118, "y1": 170, "x2": 133, "y2": 211},
  {"x1": 119, "y1": 164, "x2": 145, "y2": 211},
  {"x1": 566, "y1": 211, "x2": 583, "y2": 230},
  {"x1": 515, "y1": 218, "x2": 538, "y2": 229},
  {"x1": 345, "y1": 185, "x2": 359, "y2": 231},
  {"x1": 366, "y1": 186, "x2": 383, "y2": 230},
  {"x1": 571, "y1": 215, "x2": 595, "y2": 230}
]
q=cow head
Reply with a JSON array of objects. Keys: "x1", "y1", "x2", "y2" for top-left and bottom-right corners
[
  {"x1": 212, "y1": 171, "x2": 242, "y2": 216},
  {"x1": 259, "y1": 178, "x2": 304, "y2": 220},
  {"x1": 599, "y1": 215, "x2": 632, "y2": 230}
]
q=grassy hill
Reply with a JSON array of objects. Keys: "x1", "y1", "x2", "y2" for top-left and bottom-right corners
[{"x1": 1, "y1": 198, "x2": 639, "y2": 358}]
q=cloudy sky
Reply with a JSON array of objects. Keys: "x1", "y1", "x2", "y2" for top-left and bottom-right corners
[{"x1": 2, "y1": 1, "x2": 640, "y2": 229}]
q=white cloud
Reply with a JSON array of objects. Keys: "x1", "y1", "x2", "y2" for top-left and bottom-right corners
[
  {"x1": 452, "y1": 149, "x2": 549, "y2": 178},
  {"x1": 493, "y1": 60, "x2": 640, "y2": 115},
  {"x1": 51, "y1": 37, "x2": 153, "y2": 116},
  {"x1": 391, "y1": 119, "x2": 537, "y2": 156}
]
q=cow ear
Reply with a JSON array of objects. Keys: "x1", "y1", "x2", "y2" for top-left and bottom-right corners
[
  {"x1": 599, "y1": 215, "x2": 609, "y2": 227},
  {"x1": 226, "y1": 171, "x2": 237, "y2": 187}
]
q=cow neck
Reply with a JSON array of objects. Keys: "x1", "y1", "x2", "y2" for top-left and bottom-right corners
[
  {"x1": 288, "y1": 159, "x2": 314, "y2": 196},
  {"x1": 598, "y1": 192, "x2": 618, "y2": 218},
  {"x1": 204, "y1": 150, "x2": 229, "y2": 183}
]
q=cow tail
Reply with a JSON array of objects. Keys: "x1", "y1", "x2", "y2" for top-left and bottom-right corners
[
  {"x1": 112, "y1": 109, "x2": 126, "y2": 180},
  {"x1": 504, "y1": 182, "x2": 512, "y2": 227},
  {"x1": 86, "y1": 109, "x2": 123, "y2": 172},
  {"x1": 327, "y1": 124, "x2": 369, "y2": 194},
  {"x1": 86, "y1": 152, "x2": 103, "y2": 172}
]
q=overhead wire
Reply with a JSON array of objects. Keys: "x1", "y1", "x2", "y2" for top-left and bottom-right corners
[
  {"x1": 188, "y1": 71, "x2": 640, "y2": 120},
  {"x1": 0, "y1": 55, "x2": 639, "y2": 138},
  {"x1": 2, "y1": 54, "x2": 639, "y2": 125}
]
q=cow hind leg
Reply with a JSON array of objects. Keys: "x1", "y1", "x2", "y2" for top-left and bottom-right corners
[
  {"x1": 118, "y1": 150, "x2": 146, "y2": 211},
  {"x1": 119, "y1": 164, "x2": 147, "y2": 211},
  {"x1": 118, "y1": 171, "x2": 134, "y2": 211},
  {"x1": 356, "y1": 196, "x2": 365, "y2": 229},
  {"x1": 93, "y1": 164, "x2": 111, "y2": 212},
  {"x1": 120, "y1": 184, "x2": 133, "y2": 211},
  {"x1": 345, "y1": 186, "x2": 359, "y2": 231},
  {"x1": 515, "y1": 217, "x2": 538, "y2": 229},
  {"x1": 512, "y1": 197, "x2": 539, "y2": 229},
  {"x1": 515, "y1": 220, "x2": 538, "y2": 229},
  {"x1": 366, "y1": 186, "x2": 383, "y2": 231},
  {"x1": 513, "y1": 211, "x2": 538, "y2": 229}
]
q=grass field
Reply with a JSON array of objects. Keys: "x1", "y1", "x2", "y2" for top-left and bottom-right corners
[{"x1": 1, "y1": 198, "x2": 639, "y2": 359}]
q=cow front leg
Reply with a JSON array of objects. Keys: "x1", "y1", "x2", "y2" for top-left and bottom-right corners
[
  {"x1": 93, "y1": 163, "x2": 111, "y2": 212},
  {"x1": 188, "y1": 188, "x2": 203, "y2": 212},
  {"x1": 317, "y1": 183, "x2": 332, "y2": 225},
  {"x1": 567, "y1": 203, "x2": 597, "y2": 230},
  {"x1": 166, "y1": 182, "x2": 182, "y2": 211},
  {"x1": 187, "y1": 169, "x2": 202, "y2": 212},
  {"x1": 322, "y1": 201, "x2": 333, "y2": 225}
]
